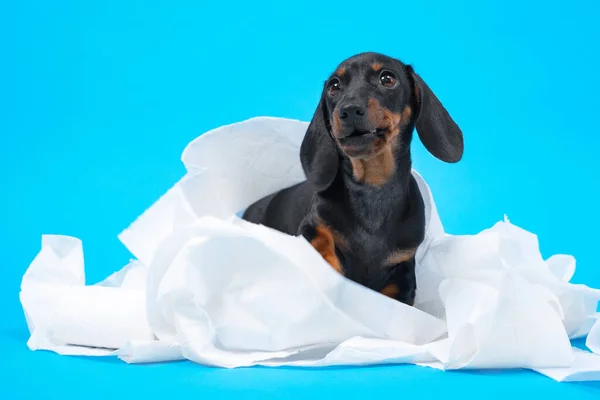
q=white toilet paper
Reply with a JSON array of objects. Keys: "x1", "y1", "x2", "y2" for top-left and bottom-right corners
[
  {"x1": 19, "y1": 116, "x2": 600, "y2": 382},
  {"x1": 20, "y1": 235, "x2": 157, "y2": 355}
]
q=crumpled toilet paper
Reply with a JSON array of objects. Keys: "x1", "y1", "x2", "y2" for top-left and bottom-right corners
[{"x1": 19, "y1": 116, "x2": 600, "y2": 381}]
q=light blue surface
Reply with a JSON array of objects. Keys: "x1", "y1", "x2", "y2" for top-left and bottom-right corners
[{"x1": 1, "y1": 1, "x2": 600, "y2": 398}]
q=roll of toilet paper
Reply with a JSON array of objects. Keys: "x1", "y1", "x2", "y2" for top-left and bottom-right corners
[
  {"x1": 48, "y1": 285, "x2": 154, "y2": 349},
  {"x1": 20, "y1": 235, "x2": 155, "y2": 352}
]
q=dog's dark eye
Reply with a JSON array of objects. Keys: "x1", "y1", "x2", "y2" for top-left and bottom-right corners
[
  {"x1": 328, "y1": 79, "x2": 341, "y2": 96},
  {"x1": 380, "y1": 71, "x2": 396, "y2": 88}
]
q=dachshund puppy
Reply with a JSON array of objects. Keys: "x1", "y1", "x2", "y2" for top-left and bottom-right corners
[{"x1": 242, "y1": 52, "x2": 463, "y2": 305}]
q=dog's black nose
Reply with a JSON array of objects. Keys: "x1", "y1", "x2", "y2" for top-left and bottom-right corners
[{"x1": 339, "y1": 104, "x2": 366, "y2": 120}]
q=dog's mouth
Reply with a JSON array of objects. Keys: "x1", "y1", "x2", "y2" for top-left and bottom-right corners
[
  {"x1": 338, "y1": 128, "x2": 385, "y2": 145},
  {"x1": 339, "y1": 128, "x2": 384, "y2": 140},
  {"x1": 337, "y1": 128, "x2": 388, "y2": 158}
]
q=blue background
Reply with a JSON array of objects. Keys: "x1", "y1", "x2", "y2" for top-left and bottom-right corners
[{"x1": 1, "y1": 0, "x2": 599, "y2": 398}]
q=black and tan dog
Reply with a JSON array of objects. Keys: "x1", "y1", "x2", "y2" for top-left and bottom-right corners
[{"x1": 242, "y1": 52, "x2": 463, "y2": 306}]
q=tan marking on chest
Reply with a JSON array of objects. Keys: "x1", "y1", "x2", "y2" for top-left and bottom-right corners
[
  {"x1": 380, "y1": 284, "x2": 399, "y2": 298},
  {"x1": 384, "y1": 248, "x2": 417, "y2": 266},
  {"x1": 310, "y1": 223, "x2": 345, "y2": 274},
  {"x1": 349, "y1": 145, "x2": 396, "y2": 186}
]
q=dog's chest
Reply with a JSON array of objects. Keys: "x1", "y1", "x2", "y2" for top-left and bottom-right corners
[
  {"x1": 330, "y1": 206, "x2": 424, "y2": 290},
  {"x1": 322, "y1": 177, "x2": 425, "y2": 289},
  {"x1": 335, "y1": 225, "x2": 402, "y2": 289}
]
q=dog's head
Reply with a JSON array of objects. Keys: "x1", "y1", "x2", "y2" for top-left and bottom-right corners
[{"x1": 300, "y1": 52, "x2": 464, "y2": 191}]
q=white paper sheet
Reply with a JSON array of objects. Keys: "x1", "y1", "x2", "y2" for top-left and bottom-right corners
[
  {"x1": 19, "y1": 116, "x2": 600, "y2": 381},
  {"x1": 19, "y1": 235, "x2": 182, "y2": 362}
]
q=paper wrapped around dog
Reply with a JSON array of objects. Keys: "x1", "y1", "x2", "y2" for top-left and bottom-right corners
[{"x1": 19, "y1": 117, "x2": 600, "y2": 381}]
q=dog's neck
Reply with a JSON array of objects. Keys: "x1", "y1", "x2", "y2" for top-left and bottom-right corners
[{"x1": 338, "y1": 149, "x2": 413, "y2": 230}]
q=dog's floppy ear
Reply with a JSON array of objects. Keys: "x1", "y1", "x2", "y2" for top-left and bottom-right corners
[
  {"x1": 408, "y1": 66, "x2": 464, "y2": 163},
  {"x1": 300, "y1": 94, "x2": 340, "y2": 191}
]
